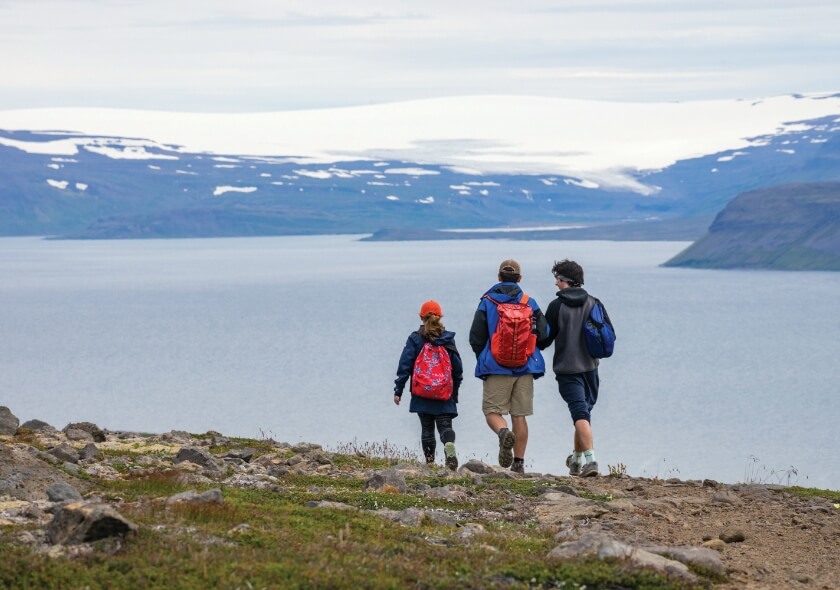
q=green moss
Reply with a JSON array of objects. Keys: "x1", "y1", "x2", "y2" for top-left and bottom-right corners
[
  {"x1": 781, "y1": 486, "x2": 840, "y2": 502},
  {"x1": 0, "y1": 439, "x2": 713, "y2": 590},
  {"x1": 327, "y1": 454, "x2": 402, "y2": 470}
]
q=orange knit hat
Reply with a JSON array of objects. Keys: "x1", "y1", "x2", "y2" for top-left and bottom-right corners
[{"x1": 419, "y1": 300, "x2": 443, "y2": 319}]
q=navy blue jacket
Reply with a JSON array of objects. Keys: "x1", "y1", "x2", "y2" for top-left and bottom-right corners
[
  {"x1": 468, "y1": 282, "x2": 548, "y2": 379},
  {"x1": 394, "y1": 328, "x2": 463, "y2": 416}
]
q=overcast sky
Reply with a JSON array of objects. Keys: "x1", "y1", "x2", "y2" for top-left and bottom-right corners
[{"x1": 1, "y1": 0, "x2": 839, "y2": 113}]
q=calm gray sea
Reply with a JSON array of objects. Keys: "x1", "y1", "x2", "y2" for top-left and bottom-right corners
[{"x1": 1, "y1": 235, "x2": 837, "y2": 489}]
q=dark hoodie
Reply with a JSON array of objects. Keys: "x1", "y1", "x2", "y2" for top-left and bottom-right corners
[{"x1": 539, "y1": 287, "x2": 599, "y2": 375}]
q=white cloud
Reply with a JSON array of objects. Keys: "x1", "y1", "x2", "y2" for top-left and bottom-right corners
[{"x1": 0, "y1": 1, "x2": 837, "y2": 111}]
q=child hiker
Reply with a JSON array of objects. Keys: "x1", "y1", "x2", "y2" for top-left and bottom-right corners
[{"x1": 393, "y1": 300, "x2": 464, "y2": 470}]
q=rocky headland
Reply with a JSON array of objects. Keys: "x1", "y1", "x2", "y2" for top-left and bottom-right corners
[
  {"x1": 664, "y1": 182, "x2": 840, "y2": 271},
  {"x1": 1, "y1": 405, "x2": 837, "y2": 589}
]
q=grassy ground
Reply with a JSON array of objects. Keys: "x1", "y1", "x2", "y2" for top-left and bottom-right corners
[{"x1": 9, "y1": 436, "x2": 830, "y2": 590}]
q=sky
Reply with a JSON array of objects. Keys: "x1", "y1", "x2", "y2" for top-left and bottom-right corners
[{"x1": 1, "y1": 0, "x2": 839, "y2": 113}]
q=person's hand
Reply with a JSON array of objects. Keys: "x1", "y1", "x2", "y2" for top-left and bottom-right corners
[{"x1": 393, "y1": 395, "x2": 401, "y2": 405}]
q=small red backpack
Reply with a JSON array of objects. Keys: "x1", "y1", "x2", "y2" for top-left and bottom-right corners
[
  {"x1": 484, "y1": 293, "x2": 536, "y2": 368},
  {"x1": 411, "y1": 341, "x2": 454, "y2": 400}
]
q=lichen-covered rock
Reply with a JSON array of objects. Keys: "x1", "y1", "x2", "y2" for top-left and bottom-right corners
[
  {"x1": 63, "y1": 422, "x2": 106, "y2": 443},
  {"x1": 46, "y1": 502, "x2": 137, "y2": 545},
  {"x1": 46, "y1": 481, "x2": 84, "y2": 503},
  {"x1": 365, "y1": 468, "x2": 407, "y2": 493},
  {"x1": 165, "y1": 488, "x2": 223, "y2": 507},
  {"x1": 174, "y1": 447, "x2": 224, "y2": 471}
]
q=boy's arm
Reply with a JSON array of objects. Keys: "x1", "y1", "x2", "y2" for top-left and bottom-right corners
[{"x1": 537, "y1": 299, "x2": 558, "y2": 350}]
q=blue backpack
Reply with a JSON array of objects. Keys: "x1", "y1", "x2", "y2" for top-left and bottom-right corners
[{"x1": 583, "y1": 299, "x2": 615, "y2": 358}]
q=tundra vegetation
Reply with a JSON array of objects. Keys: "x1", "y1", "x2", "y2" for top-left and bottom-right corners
[{"x1": 0, "y1": 416, "x2": 837, "y2": 590}]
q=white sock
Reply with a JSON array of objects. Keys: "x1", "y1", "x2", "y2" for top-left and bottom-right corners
[
  {"x1": 573, "y1": 451, "x2": 586, "y2": 464},
  {"x1": 583, "y1": 449, "x2": 596, "y2": 464}
]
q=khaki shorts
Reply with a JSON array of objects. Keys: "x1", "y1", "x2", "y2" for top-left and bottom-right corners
[{"x1": 482, "y1": 374, "x2": 534, "y2": 417}]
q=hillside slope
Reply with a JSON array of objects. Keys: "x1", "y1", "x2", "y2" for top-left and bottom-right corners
[
  {"x1": 664, "y1": 183, "x2": 840, "y2": 270},
  {"x1": 1, "y1": 407, "x2": 838, "y2": 589}
]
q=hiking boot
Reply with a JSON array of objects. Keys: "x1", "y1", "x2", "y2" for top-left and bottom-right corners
[
  {"x1": 498, "y1": 428, "x2": 516, "y2": 468},
  {"x1": 511, "y1": 459, "x2": 525, "y2": 474},
  {"x1": 566, "y1": 454, "x2": 582, "y2": 477},
  {"x1": 444, "y1": 442, "x2": 458, "y2": 471},
  {"x1": 580, "y1": 461, "x2": 600, "y2": 477}
]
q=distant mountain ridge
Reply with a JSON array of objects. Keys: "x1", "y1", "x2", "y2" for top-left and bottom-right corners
[
  {"x1": 664, "y1": 183, "x2": 840, "y2": 270},
  {"x1": 1, "y1": 94, "x2": 840, "y2": 239}
]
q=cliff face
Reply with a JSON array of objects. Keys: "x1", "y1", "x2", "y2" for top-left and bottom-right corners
[{"x1": 664, "y1": 182, "x2": 840, "y2": 270}]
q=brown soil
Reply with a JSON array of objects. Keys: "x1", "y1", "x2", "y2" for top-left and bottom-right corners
[{"x1": 551, "y1": 474, "x2": 840, "y2": 589}]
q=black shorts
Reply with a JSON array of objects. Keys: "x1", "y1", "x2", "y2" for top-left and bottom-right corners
[{"x1": 556, "y1": 369, "x2": 599, "y2": 423}]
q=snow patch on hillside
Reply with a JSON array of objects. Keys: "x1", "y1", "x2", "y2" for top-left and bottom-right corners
[{"x1": 1, "y1": 93, "x2": 840, "y2": 194}]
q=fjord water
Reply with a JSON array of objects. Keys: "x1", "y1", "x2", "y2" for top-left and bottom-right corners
[{"x1": 1, "y1": 235, "x2": 838, "y2": 490}]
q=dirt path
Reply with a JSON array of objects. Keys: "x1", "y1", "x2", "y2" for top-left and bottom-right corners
[{"x1": 541, "y1": 474, "x2": 840, "y2": 589}]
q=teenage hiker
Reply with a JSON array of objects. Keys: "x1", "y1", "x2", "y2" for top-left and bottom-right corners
[
  {"x1": 538, "y1": 259, "x2": 614, "y2": 477},
  {"x1": 393, "y1": 300, "x2": 464, "y2": 470},
  {"x1": 469, "y1": 259, "x2": 548, "y2": 474}
]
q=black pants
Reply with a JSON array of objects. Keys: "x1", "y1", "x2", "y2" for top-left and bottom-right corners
[{"x1": 418, "y1": 413, "x2": 456, "y2": 462}]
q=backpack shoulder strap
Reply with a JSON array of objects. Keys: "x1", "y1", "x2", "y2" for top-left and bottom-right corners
[
  {"x1": 483, "y1": 293, "x2": 529, "y2": 305},
  {"x1": 589, "y1": 297, "x2": 614, "y2": 329}
]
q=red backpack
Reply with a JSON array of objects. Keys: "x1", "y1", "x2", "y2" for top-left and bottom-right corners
[
  {"x1": 484, "y1": 293, "x2": 536, "y2": 368},
  {"x1": 411, "y1": 341, "x2": 454, "y2": 400}
]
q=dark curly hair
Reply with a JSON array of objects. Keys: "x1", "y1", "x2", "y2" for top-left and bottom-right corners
[{"x1": 551, "y1": 259, "x2": 584, "y2": 287}]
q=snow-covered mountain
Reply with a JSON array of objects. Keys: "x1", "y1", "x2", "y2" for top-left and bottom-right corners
[{"x1": 1, "y1": 94, "x2": 839, "y2": 239}]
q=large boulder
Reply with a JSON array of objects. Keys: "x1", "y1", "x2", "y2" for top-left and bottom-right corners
[
  {"x1": 63, "y1": 422, "x2": 106, "y2": 443},
  {"x1": 0, "y1": 406, "x2": 19, "y2": 436},
  {"x1": 20, "y1": 419, "x2": 55, "y2": 432},
  {"x1": 173, "y1": 447, "x2": 224, "y2": 471},
  {"x1": 47, "y1": 502, "x2": 137, "y2": 545}
]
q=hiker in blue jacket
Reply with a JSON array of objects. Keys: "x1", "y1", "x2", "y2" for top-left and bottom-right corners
[
  {"x1": 394, "y1": 300, "x2": 464, "y2": 470},
  {"x1": 538, "y1": 259, "x2": 609, "y2": 477},
  {"x1": 469, "y1": 259, "x2": 548, "y2": 474}
]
